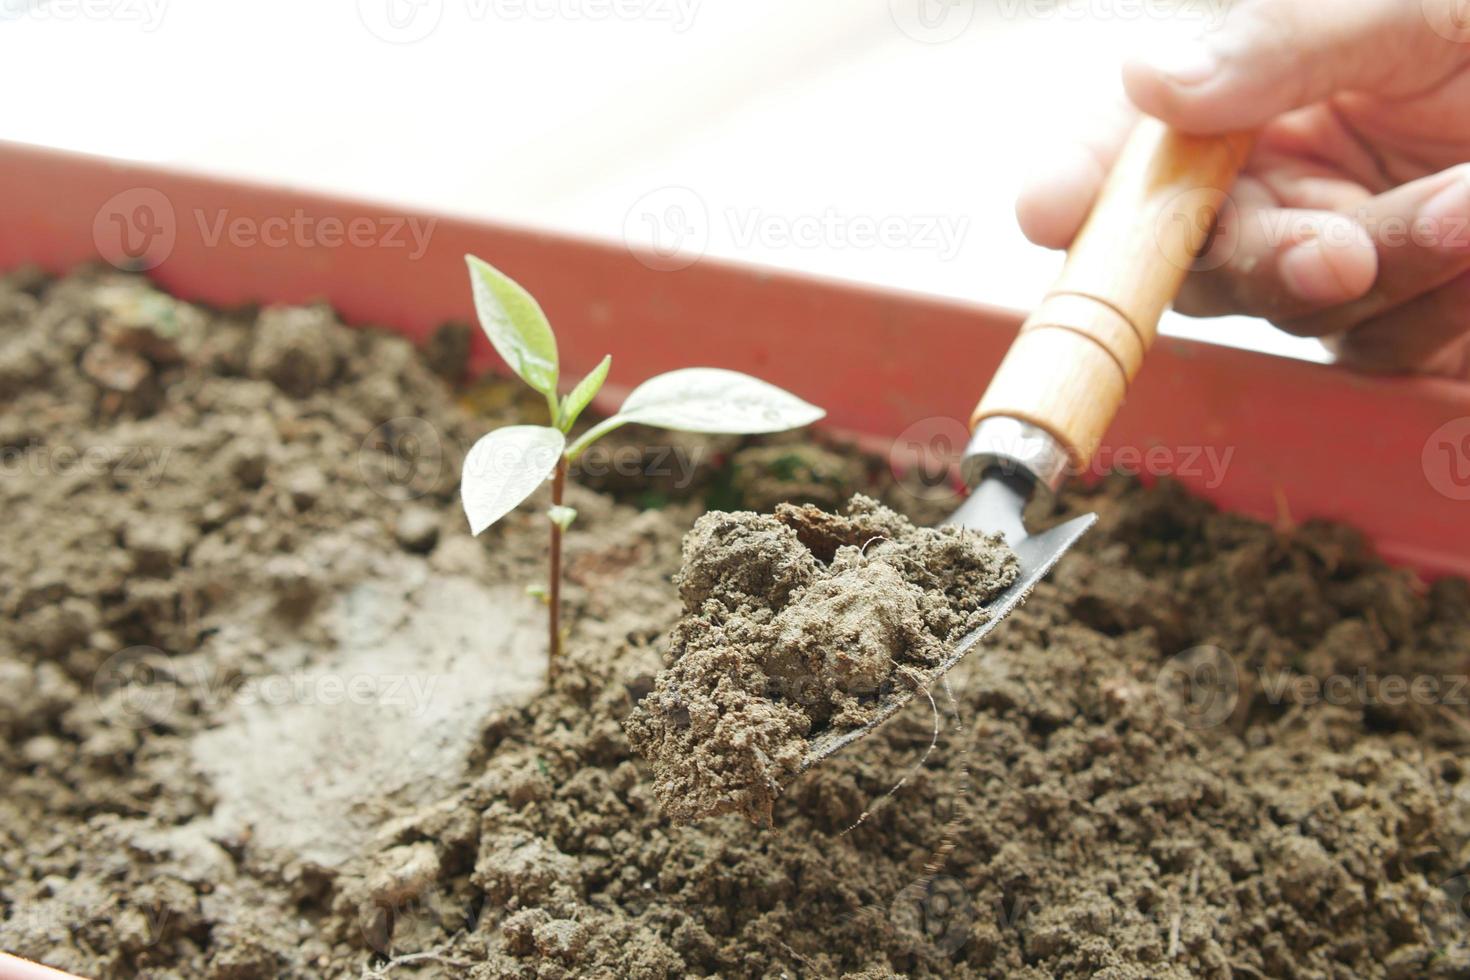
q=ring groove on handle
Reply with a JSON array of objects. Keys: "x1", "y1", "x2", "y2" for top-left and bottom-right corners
[
  {"x1": 1020, "y1": 292, "x2": 1144, "y2": 382},
  {"x1": 1048, "y1": 289, "x2": 1148, "y2": 351},
  {"x1": 971, "y1": 118, "x2": 1254, "y2": 470}
]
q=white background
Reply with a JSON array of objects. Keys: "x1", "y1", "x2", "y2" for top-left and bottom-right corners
[{"x1": 0, "y1": 0, "x2": 1324, "y2": 361}]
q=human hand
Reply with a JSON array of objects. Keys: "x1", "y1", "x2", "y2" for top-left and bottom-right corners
[{"x1": 1016, "y1": 0, "x2": 1470, "y2": 378}]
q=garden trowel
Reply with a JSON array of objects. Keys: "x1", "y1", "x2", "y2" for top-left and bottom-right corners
[{"x1": 803, "y1": 118, "x2": 1253, "y2": 769}]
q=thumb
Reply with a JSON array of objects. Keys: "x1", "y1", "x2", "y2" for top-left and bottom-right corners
[{"x1": 1122, "y1": 0, "x2": 1469, "y2": 133}]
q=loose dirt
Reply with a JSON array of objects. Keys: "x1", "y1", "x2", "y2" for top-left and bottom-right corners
[
  {"x1": 2, "y1": 268, "x2": 1469, "y2": 979},
  {"x1": 626, "y1": 497, "x2": 1017, "y2": 824}
]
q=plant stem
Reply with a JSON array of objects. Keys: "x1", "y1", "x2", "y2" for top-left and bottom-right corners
[{"x1": 548, "y1": 455, "x2": 568, "y2": 681}]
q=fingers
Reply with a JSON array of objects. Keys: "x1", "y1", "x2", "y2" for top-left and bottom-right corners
[
  {"x1": 1018, "y1": 0, "x2": 1470, "y2": 250},
  {"x1": 1330, "y1": 271, "x2": 1470, "y2": 377},
  {"x1": 1278, "y1": 165, "x2": 1470, "y2": 336},
  {"x1": 1275, "y1": 228, "x2": 1379, "y2": 307},
  {"x1": 1014, "y1": 144, "x2": 1108, "y2": 250},
  {"x1": 1122, "y1": 0, "x2": 1469, "y2": 134},
  {"x1": 1017, "y1": 130, "x2": 1382, "y2": 319},
  {"x1": 1015, "y1": 101, "x2": 1136, "y2": 250},
  {"x1": 1175, "y1": 178, "x2": 1378, "y2": 319},
  {"x1": 1246, "y1": 146, "x2": 1375, "y2": 213}
]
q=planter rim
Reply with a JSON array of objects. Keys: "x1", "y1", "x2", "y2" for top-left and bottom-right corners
[{"x1": 0, "y1": 137, "x2": 1466, "y2": 582}]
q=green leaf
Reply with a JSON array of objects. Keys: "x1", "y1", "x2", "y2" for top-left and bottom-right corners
[
  {"x1": 558, "y1": 354, "x2": 611, "y2": 432},
  {"x1": 547, "y1": 505, "x2": 578, "y2": 531},
  {"x1": 465, "y1": 255, "x2": 559, "y2": 398},
  {"x1": 619, "y1": 368, "x2": 824, "y2": 434},
  {"x1": 460, "y1": 425, "x2": 565, "y2": 535}
]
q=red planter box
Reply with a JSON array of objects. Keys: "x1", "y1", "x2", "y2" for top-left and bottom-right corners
[{"x1": 3, "y1": 140, "x2": 1467, "y2": 578}]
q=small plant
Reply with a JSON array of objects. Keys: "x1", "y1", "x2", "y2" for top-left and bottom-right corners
[{"x1": 458, "y1": 255, "x2": 825, "y2": 679}]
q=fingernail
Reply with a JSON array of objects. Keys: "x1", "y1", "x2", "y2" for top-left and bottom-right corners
[
  {"x1": 1139, "y1": 41, "x2": 1217, "y2": 86},
  {"x1": 1279, "y1": 238, "x2": 1344, "y2": 304},
  {"x1": 1418, "y1": 170, "x2": 1470, "y2": 250}
]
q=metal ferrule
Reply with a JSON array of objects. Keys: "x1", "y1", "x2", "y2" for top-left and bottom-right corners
[{"x1": 962, "y1": 417, "x2": 1071, "y2": 496}]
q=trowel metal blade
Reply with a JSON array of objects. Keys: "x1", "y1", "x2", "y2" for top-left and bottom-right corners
[{"x1": 799, "y1": 474, "x2": 1096, "y2": 771}]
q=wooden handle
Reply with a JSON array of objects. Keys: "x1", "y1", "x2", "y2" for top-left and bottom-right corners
[{"x1": 972, "y1": 117, "x2": 1253, "y2": 468}]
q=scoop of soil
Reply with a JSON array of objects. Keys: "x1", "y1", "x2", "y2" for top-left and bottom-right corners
[{"x1": 625, "y1": 494, "x2": 1018, "y2": 822}]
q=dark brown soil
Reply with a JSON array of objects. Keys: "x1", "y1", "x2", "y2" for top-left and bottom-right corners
[
  {"x1": 626, "y1": 497, "x2": 1017, "y2": 824},
  {"x1": 2, "y1": 267, "x2": 1470, "y2": 979}
]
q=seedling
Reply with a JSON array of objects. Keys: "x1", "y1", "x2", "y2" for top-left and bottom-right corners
[{"x1": 458, "y1": 255, "x2": 825, "y2": 679}]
